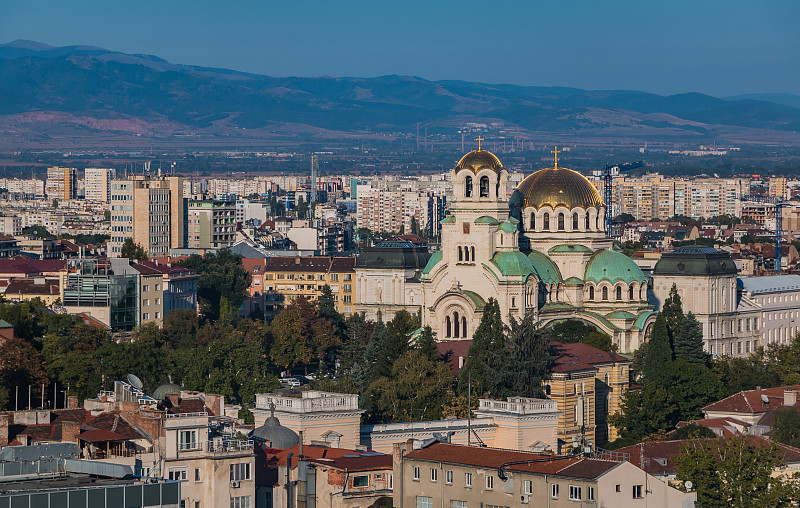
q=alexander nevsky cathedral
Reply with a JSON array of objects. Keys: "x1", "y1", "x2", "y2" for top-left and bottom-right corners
[{"x1": 419, "y1": 145, "x2": 657, "y2": 353}]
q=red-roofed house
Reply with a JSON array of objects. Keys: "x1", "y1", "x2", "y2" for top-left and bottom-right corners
[{"x1": 396, "y1": 441, "x2": 694, "y2": 507}]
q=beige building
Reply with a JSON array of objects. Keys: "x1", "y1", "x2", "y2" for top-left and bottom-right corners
[
  {"x1": 84, "y1": 167, "x2": 115, "y2": 202},
  {"x1": 395, "y1": 441, "x2": 695, "y2": 508},
  {"x1": 187, "y1": 200, "x2": 236, "y2": 249},
  {"x1": 110, "y1": 175, "x2": 185, "y2": 258},
  {"x1": 46, "y1": 166, "x2": 77, "y2": 200}
]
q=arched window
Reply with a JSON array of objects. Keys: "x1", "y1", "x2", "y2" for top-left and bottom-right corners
[
  {"x1": 629, "y1": 285, "x2": 634, "y2": 300},
  {"x1": 589, "y1": 286, "x2": 595, "y2": 300},
  {"x1": 558, "y1": 212, "x2": 565, "y2": 230},
  {"x1": 604, "y1": 373, "x2": 609, "y2": 386},
  {"x1": 572, "y1": 213, "x2": 579, "y2": 230},
  {"x1": 465, "y1": 176, "x2": 473, "y2": 197},
  {"x1": 470, "y1": 246, "x2": 475, "y2": 262},
  {"x1": 453, "y1": 311, "x2": 460, "y2": 338},
  {"x1": 530, "y1": 212, "x2": 536, "y2": 230},
  {"x1": 500, "y1": 234, "x2": 503, "y2": 245},
  {"x1": 461, "y1": 316, "x2": 467, "y2": 338},
  {"x1": 543, "y1": 213, "x2": 550, "y2": 231},
  {"x1": 596, "y1": 215, "x2": 600, "y2": 229},
  {"x1": 458, "y1": 246, "x2": 463, "y2": 262},
  {"x1": 544, "y1": 384, "x2": 551, "y2": 395},
  {"x1": 616, "y1": 286, "x2": 622, "y2": 301},
  {"x1": 445, "y1": 316, "x2": 451, "y2": 338},
  {"x1": 512, "y1": 296, "x2": 516, "y2": 307},
  {"x1": 585, "y1": 213, "x2": 590, "y2": 230},
  {"x1": 496, "y1": 179, "x2": 501, "y2": 199},
  {"x1": 602, "y1": 286, "x2": 608, "y2": 301},
  {"x1": 480, "y1": 176, "x2": 490, "y2": 197}
]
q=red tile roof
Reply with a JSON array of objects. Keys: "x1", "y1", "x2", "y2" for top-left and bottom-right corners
[
  {"x1": 5, "y1": 278, "x2": 60, "y2": 296},
  {"x1": 136, "y1": 260, "x2": 195, "y2": 275},
  {"x1": 549, "y1": 342, "x2": 629, "y2": 373},
  {"x1": 675, "y1": 417, "x2": 750, "y2": 437},
  {"x1": 703, "y1": 386, "x2": 800, "y2": 415},
  {"x1": 78, "y1": 429, "x2": 127, "y2": 442},
  {"x1": 406, "y1": 443, "x2": 620, "y2": 479},
  {"x1": 436, "y1": 339, "x2": 472, "y2": 374}
]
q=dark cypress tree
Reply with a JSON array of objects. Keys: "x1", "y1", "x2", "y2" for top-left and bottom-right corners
[
  {"x1": 377, "y1": 310, "x2": 415, "y2": 375},
  {"x1": 364, "y1": 319, "x2": 388, "y2": 382},
  {"x1": 673, "y1": 312, "x2": 707, "y2": 365},
  {"x1": 661, "y1": 283, "x2": 685, "y2": 344},
  {"x1": 494, "y1": 311, "x2": 552, "y2": 398},
  {"x1": 416, "y1": 325, "x2": 440, "y2": 362},
  {"x1": 458, "y1": 298, "x2": 505, "y2": 395},
  {"x1": 641, "y1": 313, "x2": 673, "y2": 384}
]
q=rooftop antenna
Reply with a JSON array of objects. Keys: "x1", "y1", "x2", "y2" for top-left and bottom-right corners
[{"x1": 127, "y1": 373, "x2": 144, "y2": 390}]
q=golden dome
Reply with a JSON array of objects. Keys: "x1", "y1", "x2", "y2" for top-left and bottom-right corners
[
  {"x1": 516, "y1": 166, "x2": 604, "y2": 210},
  {"x1": 454, "y1": 149, "x2": 504, "y2": 174}
]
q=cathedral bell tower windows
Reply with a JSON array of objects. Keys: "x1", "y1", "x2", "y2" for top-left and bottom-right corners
[
  {"x1": 530, "y1": 213, "x2": 536, "y2": 230},
  {"x1": 589, "y1": 286, "x2": 595, "y2": 300},
  {"x1": 558, "y1": 213, "x2": 565, "y2": 231},
  {"x1": 602, "y1": 287, "x2": 608, "y2": 301},
  {"x1": 573, "y1": 213, "x2": 579, "y2": 230},
  {"x1": 465, "y1": 176, "x2": 473, "y2": 198},
  {"x1": 543, "y1": 213, "x2": 550, "y2": 231},
  {"x1": 616, "y1": 286, "x2": 622, "y2": 301},
  {"x1": 480, "y1": 176, "x2": 490, "y2": 197}
]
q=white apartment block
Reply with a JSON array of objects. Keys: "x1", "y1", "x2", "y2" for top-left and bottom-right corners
[
  {"x1": 84, "y1": 167, "x2": 115, "y2": 202},
  {"x1": 0, "y1": 178, "x2": 44, "y2": 196},
  {"x1": 357, "y1": 184, "x2": 446, "y2": 235}
]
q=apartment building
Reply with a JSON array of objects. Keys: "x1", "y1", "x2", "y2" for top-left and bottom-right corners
[
  {"x1": 769, "y1": 177, "x2": 789, "y2": 199},
  {"x1": 45, "y1": 166, "x2": 77, "y2": 200},
  {"x1": 188, "y1": 200, "x2": 236, "y2": 249},
  {"x1": 110, "y1": 175, "x2": 186, "y2": 257},
  {"x1": 739, "y1": 275, "x2": 800, "y2": 347},
  {"x1": 84, "y1": 167, "x2": 115, "y2": 202},
  {"x1": 395, "y1": 441, "x2": 695, "y2": 508},
  {"x1": 0, "y1": 177, "x2": 45, "y2": 196},
  {"x1": 243, "y1": 256, "x2": 355, "y2": 317},
  {"x1": 357, "y1": 185, "x2": 446, "y2": 236}
]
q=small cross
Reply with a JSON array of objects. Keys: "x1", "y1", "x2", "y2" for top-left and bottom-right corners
[
  {"x1": 551, "y1": 146, "x2": 561, "y2": 168},
  {"x1": 476, "y1": 135, "x2": 484, "y2": 151}
]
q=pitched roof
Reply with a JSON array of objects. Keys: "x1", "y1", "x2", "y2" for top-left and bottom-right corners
[
  {"x1": 406, "y1": 443, "x2": 620, "y2": 479},
  {"x1": 136, "y1": 260, "x2": 195, "y2": 275},
  {"x1": 436, "y1": 339, "x2": 472, "y2": 374},
  {"x1": 263, "y1": 256, "x2": 355, "y2": 273},
  {"x1": 4, "y1": 278, "x2": 60, "y2": 295},
  {"x1": 703, "y1": 386, "x2": 800, "y2": 414},
  {"x1": 549, "y1": 342, "x2": 629, "y2": 373}
]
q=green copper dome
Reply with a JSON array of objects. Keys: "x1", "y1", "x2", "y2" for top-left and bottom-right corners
[
  {"x1": 584, "y1": 249, "x2": 647, "y2": 285},
  {"x1": 527, "y1": 250, "x2": 563, "y2": 284},
  {"x1": 490, "y1": 251, "x2": 535, "y2": 278},
  {"x1": 422, "y1": 249, "x2": 443, "y2": 275},
  {"x1": 474, "y1": 216, "x2": 500, "y2": 224}
]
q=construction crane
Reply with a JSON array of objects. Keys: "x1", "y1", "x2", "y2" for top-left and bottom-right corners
[
  {"x1": 738, "y1": 195, "x2": 791, "y2": 273},
  {"x1": 600, "y1": 161, "x2": 645, "y2": 236}
]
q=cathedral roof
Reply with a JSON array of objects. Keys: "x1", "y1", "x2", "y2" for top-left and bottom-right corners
[
  {"x1": 584, "y1": 249, "x2": 647, "y2": 285},
  {"x1": 462, "y1": 290, "x2": 487, "y2": 310},
  {"x1": 527, "y1": 250, "x2": 562, "y2": 284},
  {"x1": 356, "y1": 241, "x2": 431, "y2": 270},
  {"x1": 474, "y1": 216, "x2": 500, "y2": 224},
  {"x1": 490, "y1": 251, "x2": 536, "y2": 278},
  {"x1": 548, "y1": 244, "x2": 593, "y2": 254},
  {"x1": 513, "y1": 166, "x2": 603, "y2": 210},
  {"x1": 421, "y1": 249, "x2": 443, "y2": 275},
  {"x1": 454, "y1": 149, "x2": 504, "y2": 175},
  {"x1": 653, "y1": 246, "x2": 737, "y2": 276}
]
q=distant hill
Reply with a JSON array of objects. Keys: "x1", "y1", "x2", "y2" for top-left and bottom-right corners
[{"x1": 1, "y1": 39, "x2": 800, "y2": 147}]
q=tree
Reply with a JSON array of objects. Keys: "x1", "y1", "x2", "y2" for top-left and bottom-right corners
[
  {"x1": 673, "y1": 312, "x2": 707, "y2": 364},
  {"x1": 458, "y1": 298, "x2": 504, "y2": 395},
  {"x1": 377, "y1": 311, "x2": 416, "y2": 375},
  {"x1": 176, "y1": 249, "x2": 251, "y2": 320},
  {"x1": 609, "y1": 385, "x2": 679, "y2": 442},
  {"x1": 494, "y1": 311, "x2": 551, "y2": 399},
  {"x1": 549, "y1": 319, "x2": 615, "y2": 352},
  {"x1": 640, "y1": 313, "x2": 673, "y2": 383},
  {"x1": 661, "y1": 283, "x2": 685, "y2": 342},
  {"x1": 410, "y1": 216, "x2": 419, "y2": 236},
  {"x1": 238, "y1": 407, "x2": 255, "y2": 425},
  {"x1": 120, "y1": 238, "x2": 148, "y2": 261},
  {"x1": 675, "y1": 436, "x2": 800, "y2": 507},
  {"x1": 664, "y1": 359, "x2": 725, "y2": 422},
  {"x1": 771, "y1": 409, "x2": 800, "y2": 448},
  {"x1": 269, "y1": 309, "x2": 313, "y2": 370},
  {"x1": 614, "y1": 213, "x2": 636, "y2": 223},
  {"x1": 339, "y1": 313, "x2": 373, "y2": 374},
  {"x1": 416, "y1": 325, "x2": 439, "y2": 362},
  {"x1": 0, "y1": 337, "x2": 49, "y2": 408},
  {"x1": 103, "y1": 209, "x2": 111, "y2": 221},
  {"x1": 670, "y1": 423, "x2": 716, "y2": 440},
  {"x1": 21, "y1": 225, "x2": 55, "y2": 239}
]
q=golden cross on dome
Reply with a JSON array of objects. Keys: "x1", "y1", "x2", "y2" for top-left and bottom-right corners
[
  {"x1": 476, "y1": 135, "x2": 484, "y2": 151},
  {"x1": 551, "y1": 146, "x2": 560, "y2": 168}
]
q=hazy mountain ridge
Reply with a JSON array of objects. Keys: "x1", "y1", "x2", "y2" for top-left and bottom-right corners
[{"x1": 1, "y1": 40, "x2": 799, "y2": 145}]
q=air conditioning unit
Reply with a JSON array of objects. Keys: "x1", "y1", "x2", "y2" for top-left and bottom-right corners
[
  {"x1": 520, "y1": 494, "x2": 530, "y2": 504},
  {"x1": 231, "y1": 480, "x2": 240, "y2": 488}
]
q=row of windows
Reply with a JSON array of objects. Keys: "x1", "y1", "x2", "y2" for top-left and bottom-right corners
[
  {"x1": 457, "y1": 246, "x2": 475, "y2": 263},
  {"x1": 463, "y1": 175, "x2": 499, "y2": 198},
  {"x1": 529, "y1": 211, "x2": 601, "y2": 232},
  {"x1": 587, "y1": 284, "x2": 638, "y2": 301}
]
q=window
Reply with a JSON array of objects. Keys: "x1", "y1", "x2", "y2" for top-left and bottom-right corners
[
  {"x1": 155, "y1": 298, "x2": 160, "y2": 305},
  {"x1": 551, "y1": 483, "x2": 559, "y2": 498},
  {"x1": 143, "y1": 285, "x2": 149, "y2": 292},
  {"x1": 602, "y1": 286, "x2": 608, "y2": 301},
  {"x1": 450, "y1": 502, "x2": 467, "y2": 508},
  {"x1": 569, "y1": 485, "x2": 582, "y2": 501},
  {"x1": 589, "y1": 286, "x2": 595, "y2": 300},
  {"x1": 615, "y1": 484, "x2": 621, "y2": 493},
  {"x1": 446, "y1": 470, "x2": 453, "y2": 484},
  {"x1": 230, "y1": 496, "x2": 250, "y2": 508},
  {"x1": 416, "y1": 497, "x2": 433, "y2": 508},
  {"x1": 629, "y1": 285, "x2": 634, "y2": 300},
  {"x1": 530, "y1": 212, "x2": 536, "y2": 230},
  {"x1": 572, "y1": 212, "x2": 579, "y2": 230},
  {"x1": 143, "y1": 313, "x2": 149, "y2": 320},
  {"x1": 195, "y1": 468, "x2": 201, "y2": 482},
  {"x1": 616, "y1": 286, "x2": 622, "y2": 301},
  {"x1": 465, "y1": 473, "x2": 473, "y2": 487},
  {"x1": 543, "y1": 213, "x2": 550, "y2": 230},
  {"x1": 230, "y1": 463, "x2": 251, "y2": 481},
  {"x1": 143, "y1": 299, "x2": 149, "y2": 306},
  {"x1": 413, "y1": 467, "x2": 420, "y2": 481},
  {"x1": 465, "y1": 176, "x2": 473, "y2": 197},
  {"x1": 430, "y1": 468, "x2": 438, "y2": 482},
  {"x1": 633, "y1": 485, "x2": 643, "y2": 499},
  {"x1": 353, "y1": 475, "x2": 369, "y2": 487},
  {"x1": 558, "y1": 212, "x2": 565, "y2": 230},
  {"x1": 486, "y1": 475, "x2": 494, "y2": 489},
  {"x1": 587, "y1": 486, "x2": 595, "y2": 501},
  {"x1": 480, "y1": 176, "x2": 490, "y2": 197},
  {"x1": 524, "y1": 480, "x2": 532, "y2": 494},
  {"x1": 155, "y1": 284, "x2": 160, "y2": 291},
  {"x1": 179, "y1": 430, "x2": 197, "y2": 450},
  {"x1": 168, "y1": 467, "x2": 187, "y2": 481}
]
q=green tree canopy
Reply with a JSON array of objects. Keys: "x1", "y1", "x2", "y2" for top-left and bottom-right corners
[
  {"x1": 771, "y1": 409, "x2": 800, "y2": 448},
  {"x1": 641, "y1": 313, "x2": 673, "y2": 383},
  {"x1": 458, "y1": 298, "x2": 504, "y2": 395},
  {"x1": 673, "y1": 312, "x2": 707, "y2": 364},
  {"x1": 120, "y1": 238, "x2": 148, "y2": 261},
  {"x1": 176, "y1": 249, "x2": 251, "y2": 321}
]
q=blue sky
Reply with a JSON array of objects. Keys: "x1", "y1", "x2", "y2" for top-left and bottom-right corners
[{"x1": 3, "y1": 0, "x2": 799, "y2": 96}]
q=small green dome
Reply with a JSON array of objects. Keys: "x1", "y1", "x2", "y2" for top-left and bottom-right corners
[
  {"x1": 527, "y1": 250, "x2": 563, "y2": 284},
  {"x1": 153, "y1": 383, "x2": 182, "y2": 401},
  {"x1": 422, "y1": 249, "x2": 443, "y2": 275},
  {"x1": 548, "y1": 244, "x2": 593, "y2": 254},
  {"x1": 584, "y1": 249, "x2": 647, "y2": 285},
  {"x1": 605, "y1": 310, "x2": 637, "y2": 320},
  {"x1": 474, "y1": 216, "x2": 500, "y2": 224},
  {"x1": 498, "y1": 221, "x2": 518, "y2": 233},
  {"x1": 490, "y1": 251, "x2": 535, "y2": 277}
]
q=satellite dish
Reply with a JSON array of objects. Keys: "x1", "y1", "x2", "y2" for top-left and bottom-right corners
[
  {"x1": 127, "y1": 374, "x2": 144, "y2": 390},
  {"x1": 684, "y1": 481, "x2": 693, "y2": 490},
  {"x1": 761, "y1": 394, "x2": 770, "y2": 404}
]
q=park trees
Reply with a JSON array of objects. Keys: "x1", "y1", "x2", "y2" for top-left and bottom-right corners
[{"x1": 176, "y1": 249, "x2": 251, "y2": 321}]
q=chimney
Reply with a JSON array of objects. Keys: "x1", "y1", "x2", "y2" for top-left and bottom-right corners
[
  {"x1": 61, "y1": 420, "x2": 80, "y2": 444},
  {"x1": 67, "y1": 396, "x2": 79, "y2": 409},
  {"x1": 785, "y1": 389, "x2": 797, "y2": 407},
  {"x1": 0, "y1": 414, "x2": 8, "y2": 446},
  {"x1": 204, "y1": 394, "x2": 224, "y2": 416}
]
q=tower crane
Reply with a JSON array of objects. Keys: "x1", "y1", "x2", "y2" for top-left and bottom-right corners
[
  {"x1": 600, "y1": 161, "x2": 645, "y2": 236},
  {"x1": 738, "y1": 194, "x2": 791, "y2": 273}
]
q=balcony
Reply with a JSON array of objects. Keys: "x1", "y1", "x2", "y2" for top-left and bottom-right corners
[{"x1": 476, "y1": 397, "x2": 558, "y2": 415}]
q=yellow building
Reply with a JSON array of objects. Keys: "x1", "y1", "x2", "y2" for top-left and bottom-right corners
[{"x1": 544, "y1": 342, "x2": 630, "y2": 451}]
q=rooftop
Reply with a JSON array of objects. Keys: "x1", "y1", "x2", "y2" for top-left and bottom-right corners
[{"x1": 740, "y1": 274, "x2": 800, "y2": 295}]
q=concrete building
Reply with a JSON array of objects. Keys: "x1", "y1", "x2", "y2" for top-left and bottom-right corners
[
  {"x1": 395, "y1": 441, "x2": 695, "y2": 508},
  {"x1": 84, "y1": 167, "x2": 115, "y2": 202},
  {"x1": 188, "y1": 200, "x2": 236, "y2": 249},
  {"x1": 357, "y1": 186, "x2": 446, "y2": 237},
  {"x1": 651, "y1": 247, "x2": 762, "y2": 357},
  {"x1": 46, "y1": 166, "x2": 77, "y2": 200},
  {"x1": 740, "y1": 275, "x2": 800, "y2": 346},
  {"x1": 110, "y1": 175, "x2": 186, "y2": 258}
]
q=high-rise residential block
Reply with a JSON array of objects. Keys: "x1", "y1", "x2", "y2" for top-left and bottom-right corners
[
  {"x1": 187, "y1": 200, "x2": 236, "y2": 249},
  {"x1": 84, "y1": 167, "x2": 115, "y2": 202},
  {"x1": 45, "y1": 166, "x2": 77, "y2": 200},
  {"x1": 109, "y1": 175, "x2": 186, "y2": 257}
]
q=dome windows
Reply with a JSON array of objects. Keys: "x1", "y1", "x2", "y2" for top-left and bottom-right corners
[{"x1": 480, "y1": 176, "x2": 490, "y2": 197}]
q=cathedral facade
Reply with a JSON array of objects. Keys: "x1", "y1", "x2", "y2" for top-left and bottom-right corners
[{"x1": 420, "y1": 148, "x2": 656, "y2": 353}]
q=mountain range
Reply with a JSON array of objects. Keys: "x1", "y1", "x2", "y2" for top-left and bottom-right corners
[{"x1": 1, "y1": 39, "x2": 800, "y2": 148}]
